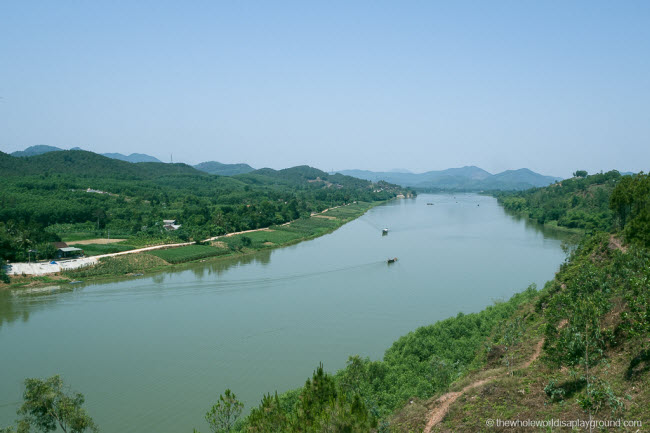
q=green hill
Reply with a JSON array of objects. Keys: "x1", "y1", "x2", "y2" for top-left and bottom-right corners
[
  {"x1": 9, "y1": 145, "x2": 63, "y2": 157},
  {"x1": 194, "y1": 161, "x2": 255, "y2": 176},
  {"x1": 494, "y1": 170, "x2": 623, "y2": 231},
  {"x1": 10, "y1": 145, "x2": 163, "y2": 163}
]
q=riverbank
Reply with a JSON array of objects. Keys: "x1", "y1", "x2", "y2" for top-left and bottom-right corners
[{"x1": 1, "y1": 200, "x2": 388, "y2": 290}]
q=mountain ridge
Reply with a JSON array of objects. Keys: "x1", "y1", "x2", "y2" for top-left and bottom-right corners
[
  {"x1": 336, "y1": 166, "x2": 561, "y2": 191},
  {"x1": 9, "y1": 145, "x2": 254, "y2": 175}
]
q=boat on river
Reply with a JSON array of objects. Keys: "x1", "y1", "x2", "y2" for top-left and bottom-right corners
[
  {"x1": 387, "y1": 257, "x2": 398, "y2": 264},
  {"x1": 382, "y1": 228, "x2": 389, "y2": 235}
]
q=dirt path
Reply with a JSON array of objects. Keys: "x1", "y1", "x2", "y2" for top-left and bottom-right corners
[
  {"x1": 422, "y1": 339, "x2": 545, "y2": 433},
  {"x1": 70, "y1": 238, "x2": 127, "y2": 245},
  {"x1": 608, "y1": 235, "x2": 627, "y2": 252}
]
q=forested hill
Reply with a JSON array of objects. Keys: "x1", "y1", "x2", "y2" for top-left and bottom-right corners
[
  {"x1": 0, "y1": 149, "x2": 198, "y2": 178},
  {"x1": 194, "y1": 161, "x2": 255, "y2": 176},
  {"x1": 493, "y1": 170, "x2": 623, "y2": 231},
  {"x1": 0, "y1": 150, "x2": 410, "y2": 263}
]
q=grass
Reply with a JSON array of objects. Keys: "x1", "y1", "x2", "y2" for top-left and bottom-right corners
[
  {"x1": 147, "y1": 244, "x2": 230, "y2": 264},
  {"x1": 226, "y1": 230, "x2": 303, "y2": 247},
  {"x1": 60, "y1": 232, "x2": 132, "y2": 242},
  {"x1": 61, "y1": 232, "x2": 104, "y2": 242},
  {"x1": 68, "y1": 243, "x2": 136, "y2": 256},
  {"x1": 63, "y1": 254, "x2": 168, "y2": 278},
  {"x1": 322, "y1": 201, "x2": 374, "y2": 219},
  {"x1": 3, "y1": 274, "x2": 72, "y2": 289}
]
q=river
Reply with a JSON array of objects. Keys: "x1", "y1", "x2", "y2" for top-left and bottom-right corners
[{"x1": 0, "y1": 193, "x2": 572, "y2": 432}]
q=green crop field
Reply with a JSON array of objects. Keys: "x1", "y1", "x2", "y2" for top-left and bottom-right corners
[
  {"x1": 147, "y1": 244, "x2": 230, "y2": 264},
  {"x1": 69, "y1": 243, "x2": 136, "y2": 256},
  {"x1": 321, "y1": 202, "x2": 373, "y2": 219}
]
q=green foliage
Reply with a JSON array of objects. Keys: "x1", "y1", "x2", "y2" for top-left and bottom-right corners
[
  {"x1": 495, "y1": 170, "x2": 621, "y2": 231},
  {"x1": 147, "y1": 245, "x2": 229, "y2": 264},
  {"x1": 0, "y1": 258, "x2": 9, "y2": 284},
  {"x1": 538, "y1": 232, "x2": 650, "y2": 422},
  {"x1": 64, "y1": 254, "x2": 167, "y2": 278},
  {"x1": 15, "y1": 375, "x2": 98, "y2": 433},
  {"x1": 577, "y1": 377, "x2": 624, "y2": 415},
  {"x1": 0, "y1": 151, "x2": 409, "y2": 262},
  {"x1": 68, "y1": 243, "x2": 135, "y2": 256},
  {"x1": 205, "y1": 389, "x2": 243, "y2": 433},
  {"x1": 245, "y1": 364, "x2": 374, "y2": 433},
  {"x1": 573, "y1": 170, "x2": 588, "y2": 178},
  {"x1": 610, "y1": 172, "x2": 650, "y2": 246}
]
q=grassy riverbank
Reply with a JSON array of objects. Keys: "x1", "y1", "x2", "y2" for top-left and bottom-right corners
[{"x1": 1, "y1": 200, "x2": 387, "y2": 289}]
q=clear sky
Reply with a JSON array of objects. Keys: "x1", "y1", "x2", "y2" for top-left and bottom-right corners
[{"x1": 1, "y1": 1, "x2": 649, "y2": 178}]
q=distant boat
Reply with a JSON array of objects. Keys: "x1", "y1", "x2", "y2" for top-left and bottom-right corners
[
  {"x1": 426, "y1": 203, "x2": 433, "y2": 205},
  {"x1": 382, "y1": 228, "x2": 389, "y2": 235},
  {"x1": 69, "y1": 280, "x2": 83, "y2": 284},
  {"x1": 387, "y1": 257, "x2": 398, "y2": 264}
]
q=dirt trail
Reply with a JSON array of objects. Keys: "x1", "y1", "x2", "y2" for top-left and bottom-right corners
[
  {"x1": 608, "y1": 235, "x2": 627, "y2": 252},
  {"x1": 71, "y1": 238, "x2": 127, "y2": 245},
  {"x1": 422, "y1": 339, "x2": 545, "y2": 433}
]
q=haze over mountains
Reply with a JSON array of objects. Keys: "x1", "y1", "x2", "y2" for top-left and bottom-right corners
[
  {"x1": 337, "y1": 167, "x2": 562, "y2": 191},
  {"x1": 8, "y1": 145, "x2": 561, "y2": 190},
  {"x1": 10, "y1": 145, "x2": 254, "y2": 176}
]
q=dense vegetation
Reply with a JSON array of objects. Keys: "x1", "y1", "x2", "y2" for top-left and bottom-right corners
[
  {"x1": 493, "y1": 170, "x2": 622, "y2": 231},
  {"x1": 0, "y1": 150, "x2": 408, "y2": 264}
]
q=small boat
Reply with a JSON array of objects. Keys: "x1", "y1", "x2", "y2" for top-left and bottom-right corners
[
  {"x1": 387, "y1": 257, "x2": 398, "y2": 264},
  {"x1": 133, "y1": 273, "x2": 144, "y2": 277},
  {"x1": 382, "y1": 228, "x2": 389, "y2": 235},
  {"x1": 426, "y1": 203, "x2": 433, "y2": 205},
  {"x1": 69, "y1": 280, "x2": 83, "y2": 285}
]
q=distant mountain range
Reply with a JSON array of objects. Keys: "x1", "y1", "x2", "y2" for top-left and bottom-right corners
[
  {"x1": 102, "y1": 152, "x2": 162, "y2": 163},
  {"x1": 9, "y1": 145, "x2": 254, "y2": 176},
  {"x1": 11, "y1": 145, "x2": 163, "y2": 163},
  {"x1": 8, "y1": 146, "x2": 561, "y2": 189},
  {"x1": 336, "y1": 166, "x2": 562, "y2": 191}
]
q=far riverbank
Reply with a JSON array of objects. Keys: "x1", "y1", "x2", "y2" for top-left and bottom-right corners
[{"x1": 1, "y1": 200, "x2": 394, "y2": 290}]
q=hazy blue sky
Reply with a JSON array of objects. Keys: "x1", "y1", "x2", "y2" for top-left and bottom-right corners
[{"x1": 1, "y1": 1, "x2": 649, "y2": 177}]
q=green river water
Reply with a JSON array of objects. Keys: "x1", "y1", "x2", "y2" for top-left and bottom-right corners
[{"x1": 0, "y1": 193, "x2": 572, "y2": 432}]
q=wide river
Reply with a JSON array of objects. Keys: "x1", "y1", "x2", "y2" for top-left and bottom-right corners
[{"x1": 0, "y1": 193, "x2": 571, "y2": 432}]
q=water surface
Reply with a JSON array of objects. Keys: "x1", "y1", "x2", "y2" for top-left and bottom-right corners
[{"x1": 0, "y1": 194, "x2": 570, "y2": 432}]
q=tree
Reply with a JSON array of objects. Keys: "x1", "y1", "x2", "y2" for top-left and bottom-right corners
[
  {"x1": 0, "y1": 258, "x2": 9, "y2": 284},
  {"x1": 573, "y1": 170, "x2": 588, "y2": 178},
  {"x1": 205, "y1": 389, "x2": 243, "y2": 433},
  {"x1": 16, "y1": 375, "x2": 98, "y2": 433}
]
